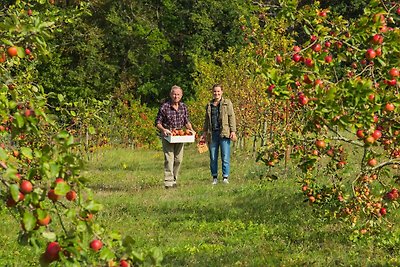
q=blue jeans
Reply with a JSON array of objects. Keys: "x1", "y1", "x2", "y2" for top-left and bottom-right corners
[{"x1": 209, "y1": 131, "x2": 231, "y2": 178}]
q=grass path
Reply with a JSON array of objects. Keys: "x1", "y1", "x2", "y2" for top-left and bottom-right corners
[
  {"x1": 83, "y1": 146, "x2": 399, "y2": 266},
  {"x1": 1, "y1": 145, "x2": 399, "y2": 266}
]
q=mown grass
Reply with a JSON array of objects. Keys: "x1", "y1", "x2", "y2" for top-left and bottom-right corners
[{"x1": 1, "y1": 143, "x2": 400, "y2": 266}]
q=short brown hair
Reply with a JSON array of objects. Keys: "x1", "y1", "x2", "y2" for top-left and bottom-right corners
[{"x1": 212, "y1": 84, "x2": 223, "y2": 90}]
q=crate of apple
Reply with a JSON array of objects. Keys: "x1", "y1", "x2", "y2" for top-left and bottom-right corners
[{"x1": 164, "y1": 129, "x2": 195, "y2": 143}]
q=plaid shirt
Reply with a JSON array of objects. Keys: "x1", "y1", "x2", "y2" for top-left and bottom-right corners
[{"x1": 155, "y1": 101, "x2": 189, "y2": 130}]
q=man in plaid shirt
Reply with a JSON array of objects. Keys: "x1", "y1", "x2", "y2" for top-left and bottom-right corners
[{"x1": 155, "y1": 85, "x2": 195, "y2": 189}]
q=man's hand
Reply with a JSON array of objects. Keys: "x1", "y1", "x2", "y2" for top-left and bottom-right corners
[{"x1": 163, "y1": 129, "x2": 172, "y2": 136}]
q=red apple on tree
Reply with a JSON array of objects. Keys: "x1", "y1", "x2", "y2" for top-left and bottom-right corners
[
  {"x1": 336, "y1": 161, "x2": 346, "y2": 169},
  {"x1": 20, "y1": 180, "x2": 33, "y2": 194},
  {"x1": 368, "y1": 94, "x2": 375, "y2": 102},
  {"x1": 303, "y1": 74, "x2": 312, "y2": 84},
  {"x1": 312, "y1": 43, "x2": 322, "y2": 52},
  {"x1": 292, "y1": 53, "x2": 302, "y2": 62},
  {"x1": 293, "y1": 46, "x2": 301, "y2": 52},
  {"x1": 373, "y1": 114, "x2": 379, "y2": 123},
  {"x1": 356, "y1": 129, "x2": 364, "y2": 139},
  {"x1": 90, "y1": 239, "x2": 103, "y2": 252},
  {"x1": 364, "y1": 136, "x2": 375, "y2": 145},
  {"x1": 367, "y1": 158, "x2": 377, "y2": 167},
  {"x1": 385, "y1": 103, "x2": 395, "y2": 112},
  {"x1": 298, "y1": 94, "x2": 309, "y2": 105},
  {"x1": 48, "y1": 189, "x2": 62, "y2": 202},
  {"x1": 324, "y1": 41, "x2": 331, "y2": 48},
  {"x1": 372, "y1": 129, "x2": 382, "y2": 140},
  {"x1": 365, "y1": 48, "x2": 376, "y2": 60},
  {"x1": 335, "y1": 41, "x2": 343, "y2": 49},
  {"x1": 37, "y1": 214, "x2": 51, "y2": 226},
  {"x1": 315, "y1": 139, "x2": 326, "y2": 149},
  {"x1": 380, "y1": 207, "x2": 387, "y2": 216},
  {"x1": 375, "y1": 47, "x2": 382, "y2": 57},
  {"x1": 44, "y1": 242, "x2": 61, "y2": 262},
  {"x1": 389, "y1": 68, "x2": 399, "y2": 78},
  {"x1": 324, "y1": 55, "x2": 332, "y2": 63},
  {"x1": 304, "y1": 58, "x2": 314, "y2": 67},
  {"x1": 120, "y1": 260, "x2": 130, "y2": 267},
  {"x1": 371, "y1": 34, "x2": 383, "y2": 44},
  {"x1": 66, "y1": 190, "x2": 77, "y2": 201},
  {"x1": 314, "y1": 79, "x2": 323, "y2": 87},
  {"x1": 7, "y1": 46, "x2": 18, "y2": 57}
]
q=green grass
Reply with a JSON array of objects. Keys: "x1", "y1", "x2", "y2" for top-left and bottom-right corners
[{"x1": 2, "y1": 144, "x2": 400, "y2": 266}]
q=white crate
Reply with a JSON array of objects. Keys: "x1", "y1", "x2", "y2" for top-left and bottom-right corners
[{"x1": 164, "y1": 135, "x2": 195, "y2": 143}]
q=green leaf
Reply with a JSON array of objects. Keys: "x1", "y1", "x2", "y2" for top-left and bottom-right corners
[
  {"x1": 376, "y1": 57, "x2": 386, "y2": 66},
  {"x1": 151, "y1": 247, "x2": 163, "y2": 266},
  {"x1": 99, "y1": 247, "x2": 115, "y2": 261},
  {"x1": 21, "y1": 147, "x2": 33, "y2": 159},
  {"x1": 77, "y1": 221, "x2": 88, "y2": 232},
  {"x1": 303, "y1": 25, "x2": 310, "y2": 35},
  {"x1": 34, "y1": 149, "x2": 43, "y2": 158},
  {"x1": 88, "y1": 126, "x2": 96, "y2": 135},
  {"x1": 36, "y1": 209, "x2": 48, "y2": 220},
  {"x1": 23, "y1": 211, "x2": 36, "y2": 231},
  {"x1": 10, "y1": 183, "x2": 20, "y2": 201},
  {"x1": 0, "y1": 148, "x2": 8, "y2": 160},
  {"x1": 67, "y1": 135, "x2": 75, "y2": 146},
  {"x1": 50, "y1": 162, "x2": 60, "y2": 178},
  {"x1": 54, "y1": 182, "x2": 70, "y2": 196},
  {"x1": 57, "y1": 131, "x2": 70, "y2": 139},
  {"x1": 85, "y1": 201, "x2": 103, "y2": 212},
  {"x1": 109, "y1": 231, "x2": 122, "y2": 240},
  {"x1": 42, "y1": 231, "x2": 57, "y2": 241},
  {"x1": 17, "y1": 47, "x2": 25, "y2": 58},
  {"x1": 1, "y1": 39, "x2": 13, "y2": 46},
  {"x1": 14, "y1": 112, "x2": 24, "y2": 128},
  {"x1": 130, "y1": 250, "x2": 145, "y2": 262},
  {"x1": 57, "y1": 94, "x2": 64, "y2": 102}
]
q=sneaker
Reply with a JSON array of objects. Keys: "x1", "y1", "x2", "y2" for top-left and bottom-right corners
[
  {"x1": 222, "y1": 177, "x2": 229, "y2": 184},
  {"x1": 212, "y1": 178, "x2": 218, "y2": 185}
]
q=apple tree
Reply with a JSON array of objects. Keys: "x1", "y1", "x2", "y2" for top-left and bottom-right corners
[
  {"x1": 252, "y1": 0, "x2": 400, "y2": 234},
  {"x1": 0, "y1": 1, "x2": 162, "y2": 266}
]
